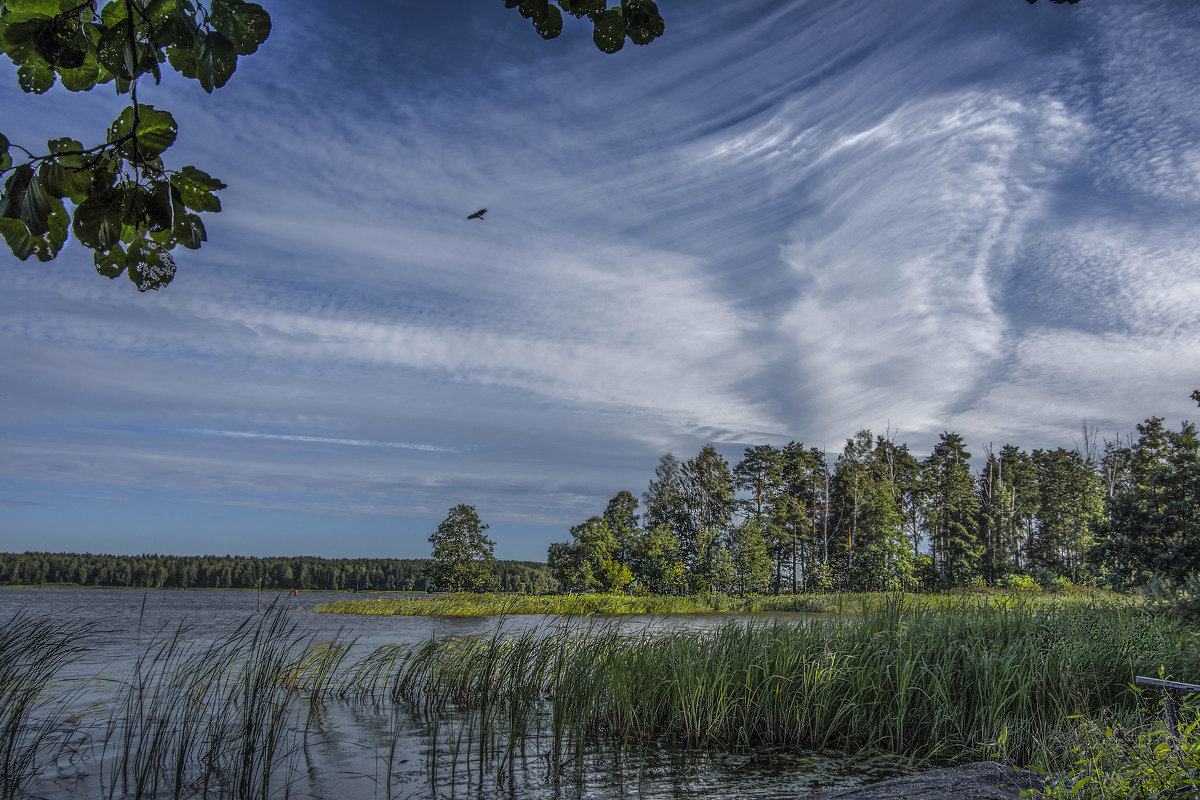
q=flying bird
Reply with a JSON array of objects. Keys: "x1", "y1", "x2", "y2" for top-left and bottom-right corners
[{"x1": 466, "y1": 208, "x2": 487, "y2": 221}]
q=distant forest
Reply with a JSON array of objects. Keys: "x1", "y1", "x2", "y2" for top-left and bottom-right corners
[
  {"x1": 0, "y1": 553, "x2": 554, "y2": 593},
  {"x1": 6, "y1": 398, "x2": 1198, "y2": 598}
]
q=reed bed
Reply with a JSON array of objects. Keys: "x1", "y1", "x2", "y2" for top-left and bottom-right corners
[
  {"x1": 385, "y1": 596, "x2": 1194, "y2": 770},
  {"x1": 94, "y1": 605, "x2": 332, "y2": 800},
  {"x1": 0, "y1": 611, "x2": 92, "y2": 800},
  {"x1": 5, "y1": 601, "x2": 388, "y2": 799},
  {"x1": 0, "y1": 594, "x2": 1184, "y2": 798},
  {"x1": 315, "y1": 588, "x2": 1135, "y2": 617}
]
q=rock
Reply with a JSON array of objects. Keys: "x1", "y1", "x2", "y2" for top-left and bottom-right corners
[{"x1": 806, "y1": 761, "x2": 1047, "y2": 800}]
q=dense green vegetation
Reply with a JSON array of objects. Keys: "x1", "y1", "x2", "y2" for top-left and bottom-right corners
[
  {"x1": 0, "y1": 552, "x2": 553, "y2": 593},
  {"x1": 548, "y1": 409, "x2": 1200, "y2": 597},
  {"x1": 388, "y1": 598, "x2": 1192, "y2": 769},
  {"x1": 5, "y1": 597, "x2": 1199, "y2": 798},
  {"x1": 316, "y1": 587, "x2": 1132, "y2": 617},
  {"x1": 1040, "y1": 697, "x2": 1200, "y2": 799}
]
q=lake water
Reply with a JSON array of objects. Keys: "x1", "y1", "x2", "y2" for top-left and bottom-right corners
[{"x1": 0, "y1": 587, "x2": 908, "y2": 799}]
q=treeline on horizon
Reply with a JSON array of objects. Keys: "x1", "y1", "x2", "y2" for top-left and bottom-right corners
[
  {"x1": 548, "y1": 397, "x2": 1200, "y2": 596},
  {"x1": 0, "y1": 553, "x2": 555, "y2": 594}
]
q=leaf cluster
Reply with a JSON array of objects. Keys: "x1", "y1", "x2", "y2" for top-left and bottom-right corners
[
  {"x1": 504, "y1": 0, "x2": 664, "y2": 54},
  {"x1": 1035, "y1": 699, "x2": 1200, "y2": 799},
  {"x1": 0, "y1": 0, "x2": 269, "y2": 95},
  {"x1": 0, "y1": 0, "x2": 268, "y2": 288}
]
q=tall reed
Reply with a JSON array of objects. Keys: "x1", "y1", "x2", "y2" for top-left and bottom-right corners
[
  {"x1": 386, "y1": 596, "x2": 1197, "y2": 770},
  {"x1": 95, "y1": 601, "x2": 362, "y2": 800},
  {"x1": 0, "y1": 611, "x2": 92, "y2": 800}
]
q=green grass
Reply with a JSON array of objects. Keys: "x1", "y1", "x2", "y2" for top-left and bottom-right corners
[
  {"x1": 314, "y1": 587, "x2": 1137, "y2": 617},
  {"x1": 384, "y1": 596, "x2": 1187, "y2": 771}
]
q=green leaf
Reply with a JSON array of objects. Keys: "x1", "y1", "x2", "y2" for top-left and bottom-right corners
[
  {"x1": 1, "y1": 4, "x2": 60, "y2": 25},
  {"x1": 174, "y1": 211, "x2": 205, "y2": 249},
  {"x1": 72, "y1": 186, "x2": 125, "y2": 250},
  {"x1": 125, "y1": 236, "x2": 176, "y2": 291},
  {"x1": 107, "y1": 104, "x2": 178, "y2": 160},
  {"x1": 94, "y1": 242, "x2": 127, "y2": 278},
  {"x1": 209, "y1": 0, "x2": 270, "y2": 56},
  {"x1": 154, "y1": 4, "x2": 200, "y2": 49},
  {"x1": 518, "y1": 0, "x2": 547, "y2": 20},
  {"x1": 0, "y1": 163, "x2": 51, "y2": 235},
  {"x1": 97, "y1": 22, "x2": 162, "y2": 84},
  {"x1": 0, "y1": 198, "x2": 68, "y2": 262},
  {"x1": 559, "y1": 0, "x2": 606, "y2": 18},
  {"x1": 33, "y1": 14, "x2": 88, "y2": 68},
  {"x1": 0, "y1": 217, "x2": 38, "y2": 260},
  {"x1": 45, "y1": 194, "x2": 68, "y2": 256},
  {"x1": 1, "y1": 18, "x2": 47, "y2": 69},
  {"x1": 592, "y1": 8, "x2": 625, "y2": 53},
  {"x1": 58, "y1": 51, "x2": 101, "y2": 91},
  {"x1": 40, "y1": 142, "x2": 95, "y2": 203},
  {"x1": 88, "y1": 152, "x2": 121, "y2": 191},
  {"x1": 0, "y1": 165, "x2": 34, "y2": 221},
  {"x1": 17, "y1": 59, "x2": 56, "y2": 92},
  {"x1": 534, "y1": 3, "x2": 563, "y2": 38},
  {"x1": 37, "y1": 160, "x2": 69, "y2": 198},
  {"x1": 144, "y1": 0, "x2": 175, "y2": 21},
  {"x1": 99, "y1": 1, "x2": 127, "y2": 29},
  {"x1": 0, "y1": 133, "x2": 10, "y2": 173},
  {"x1": 196, "y1": 30, "x2": 237, "y2": 92},
  {"x1": 165, "y1": 41, "x2": 198, "y2": 78},
  {"x1": 169, "y1": 165, "x2": 224, "y2": 212},
  {"x1": 142, "y1": 180, "x2": 174, "y2": 231},
  {"x1": 46, "y1": 136, "x2": 84, "y2": 155},
  {"x1": 96, "y1": 21, "x2": 133, "y2": 81},
  {"x1": 621, "y1": 0, "x2": 663, "y2": 45}
]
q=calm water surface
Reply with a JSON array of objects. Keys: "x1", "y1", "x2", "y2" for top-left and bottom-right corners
[{"x1": 1, "y1": 588, "x2": 906, "y2": 799}]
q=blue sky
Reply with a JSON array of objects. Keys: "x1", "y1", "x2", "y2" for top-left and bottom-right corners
[{"x1": 2, "y1": 0, "x2": 1199, "y2": 561}]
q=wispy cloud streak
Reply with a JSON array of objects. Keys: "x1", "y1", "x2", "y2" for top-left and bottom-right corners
[{"x1": 194, "y1": 430, "x2": 455, "y2": 452}]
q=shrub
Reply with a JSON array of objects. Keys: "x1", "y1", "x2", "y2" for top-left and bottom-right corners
[
  {"x1": 1001, "y1": 573, "x2": 1042, "y2": 593},
  {"x1": 1034, "y1": 697, "x2": 1200, "y2": 799},
  {"x1": 1143, "y1": 574, "x2": 1200, "y2": 627},
  {"x1": 1050, "y1": 576, "x2": 1075, "y2": 594}
]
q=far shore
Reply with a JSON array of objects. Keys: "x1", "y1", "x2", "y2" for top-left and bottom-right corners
[{"x1": 313, "y1": 587, "x2": 1134, "y2": 617}]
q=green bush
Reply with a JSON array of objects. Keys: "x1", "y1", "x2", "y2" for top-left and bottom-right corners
[
  {"x1": 1143, "y1": 574, "x2": 1200, "y2": 627},
  {"x1": 1002, "y1": 574, "x2": 1043, "y2": 593},
  {"x1": 1033, "y1": 697, "x2": 1200, "y2": 799},
  {"x1": 1050, "y1": 576, "x2": 1075, "y2": 594}
]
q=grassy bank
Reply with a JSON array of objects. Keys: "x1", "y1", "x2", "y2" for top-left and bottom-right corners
[{"x1": 314, "y1": 587, "x2": 1136, "y2": 616}]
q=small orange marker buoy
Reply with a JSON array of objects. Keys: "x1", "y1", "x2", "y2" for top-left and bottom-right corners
[{"x1": 294, "y1": 589, "x2": 299, "y2": 596}]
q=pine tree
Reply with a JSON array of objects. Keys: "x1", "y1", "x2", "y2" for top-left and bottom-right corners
[{"x1": 922, "y1": 432, "x2": 981, "y2": 587}]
